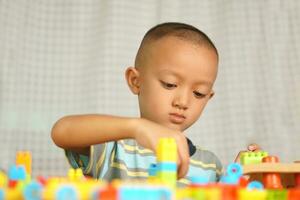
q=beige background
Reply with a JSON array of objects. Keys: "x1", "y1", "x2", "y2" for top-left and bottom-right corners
[{"x1": 0, "y1": 0, "x2": 299, "y2": 176}]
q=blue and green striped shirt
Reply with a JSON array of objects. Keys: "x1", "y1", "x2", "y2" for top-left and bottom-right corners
[{"x1": 65, "y1": 139, "x2": 222, "y2": 185}]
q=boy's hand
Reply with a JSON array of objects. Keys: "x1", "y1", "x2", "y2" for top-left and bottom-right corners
[
  {"x1": 132, "y1": 118, "x2": 189, "y2": 179},
  {"x1": 234, "y1": 143, "x2": 262, "y2": 163}
]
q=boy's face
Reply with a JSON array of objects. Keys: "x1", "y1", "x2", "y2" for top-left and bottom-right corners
[{"x1": 129, "y1": 36, "x2": 218, "y2": 131}]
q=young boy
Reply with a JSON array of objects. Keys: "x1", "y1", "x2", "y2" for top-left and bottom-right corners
[{"x1": 51, "y1": 22, "x2": 222, "y2": 185}]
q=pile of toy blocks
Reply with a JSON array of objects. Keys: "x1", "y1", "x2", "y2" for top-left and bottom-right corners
[{"x1": 0, "y1": 140, "x2": 300, "y2": 199}]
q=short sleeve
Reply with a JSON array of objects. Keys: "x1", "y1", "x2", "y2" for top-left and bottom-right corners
[
  {"x1": 215, "y1": 155, "x2": 223, "y2": 182},
  {"x1": 65, "y1": 146, "x2": 95, "y2": 176}
]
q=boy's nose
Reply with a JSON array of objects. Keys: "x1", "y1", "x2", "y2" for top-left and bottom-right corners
[{"x1": 172, "y1": 91, "x2": 189, "y2": 110}]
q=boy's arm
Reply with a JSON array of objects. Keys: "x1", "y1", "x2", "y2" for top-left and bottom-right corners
[
  {"x1": 51, "y1": 115, "x2": 136, "y2": 155},
  {"x1": 51, "y1": 114, "x2": 190, "y2": 178}
]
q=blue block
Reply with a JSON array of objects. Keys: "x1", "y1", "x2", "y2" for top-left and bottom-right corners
[
  {"x1": 226, "y1": 163, "x2": 243, "y2": 177},
  {"x1": 190, "y1": 176, "x2": 209, "y2": 185},
  {"x1": 220, "y1": 163, "x2": 244, "y2": 184},
  {"x1": 148, "y1": 163, "x2": 157, "y2": 176},
  {"x1": 220, "y1": 175, "x2": 240, "y2": 184},
  {"x1": 119, "y1": 186, "x2": 172, "y2": 200},
  {"x1": 56, "y1": 185, "x2": 78, "y2": 200},
  {"x1": 0, "y1": 189, "x2": 4, "y2": 200},
  {"x1": 23, "y1": 181, "x2": 43, "y2": 200},
  {"x1": 247, "y1": 181, "x2": 264, "y2": 190},
  {"x1": 8, "y1": 165, "x2": 26, "y2": 180},
  {"x1": 157, "y1": 162, "x2": 177, "y2": 172}
]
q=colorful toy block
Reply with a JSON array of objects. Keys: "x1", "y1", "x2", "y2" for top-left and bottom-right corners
[
  {"x1": 240, "y1": 151, "x2": 268, "y2": 165},
  {"x1": 262, "y1": 156, "x2": 283, "y2": 189},
  {"x1": 156, "y1": 171, "x2": 177, "y2": 188},
  {"x1": 238, "y1": 189, "x2": 267, "y2": 200},
  {"x1": 156, "y1": 138, "x2": 177, "y2": 162},
  {"x1": 243, "y1": 155, "x2": 300, "y2": 189},
  {"x1": 68, "y1": 168, "x2": 84, "y2": 181},
  {"x1": 190, "y1": 176, "x2": 209, "y2": 185},
  {"x1": 247, "y1": 181, "x2": 264, "y2": 190},
  {"x1": 148, "y1": 163, "x2": 157, "y2": 177},
  {"x1": 220, "y1": 163, "x2": 243, "y2": 184},
  {"x1": 266, "y1": 189, "x2": 288, "y2": 200},
  {"x1": 56, "y1": 185, "x2": 78, "y2": 200},
  {"x1": 1, "y1": 139, "x2": 300, "y2": 200},
  {"x1": 16, "y1": 151, "x2": 32, "y2": 175},
  {"x1": 8, "y1": 165, "x2": 26, "y2": 181},
  {"x1": 23, "y1": 181, "x2": 43, "y2": 200},
  {"x1": 0, "y1": 171, "x2": 7, "y2": 188}
]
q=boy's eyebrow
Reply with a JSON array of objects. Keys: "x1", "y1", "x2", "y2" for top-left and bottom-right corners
[
  {"x1": 158, "y1": 69, "x2": 213, "y2": 86},
  {"x1": 157, "y1": 69, "x2": 180, "y2": 77}
]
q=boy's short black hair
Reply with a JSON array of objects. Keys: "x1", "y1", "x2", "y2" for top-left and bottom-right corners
[{"x1": 135, "y1": 22, "x2": 218, "y2": 67}]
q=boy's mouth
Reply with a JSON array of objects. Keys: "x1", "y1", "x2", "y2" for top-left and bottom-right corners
[{"x1": 169, "y1": 113, "x2": 186, "y2": 124}]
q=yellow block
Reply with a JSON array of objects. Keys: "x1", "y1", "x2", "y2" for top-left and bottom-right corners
[
  {"x1": 238, "y1": 189, "x2": 267, "y2": 200},
  {"x1": 68, "y1": 168, "x2": 84, "y2": 181},
  {"x1": 156, "y1": 138, "x2": 177, "y2": 162},
  {"x1": 0, "y1": 170, "x2": 8, "y2": 187},
  {"x1": 16, "y1": 151, "x2": 32, "y2": 175}
]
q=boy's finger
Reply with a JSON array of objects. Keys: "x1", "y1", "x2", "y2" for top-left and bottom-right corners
[
  {"x1": 178, "y1": 155, "x2": 189, "y2": 178},
  {"x1": 177, "y1": 144, "x2": 189, "y2": 179},
  {"x1": 247, "y1": 143, "x2": 261, "y2": 151}
]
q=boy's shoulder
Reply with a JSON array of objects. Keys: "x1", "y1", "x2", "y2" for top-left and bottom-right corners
[{"x1": 190, "y1": 146, "x2": 222, "y2": 171}]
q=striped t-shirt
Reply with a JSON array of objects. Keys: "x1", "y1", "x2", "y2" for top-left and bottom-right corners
[{"x1": 65, "y1": 139, "x2": 222, "y2": 185}]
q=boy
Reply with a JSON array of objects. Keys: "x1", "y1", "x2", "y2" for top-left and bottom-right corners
[{"x1": 51, "y1": 22, "x2": 222, "y2": 185}]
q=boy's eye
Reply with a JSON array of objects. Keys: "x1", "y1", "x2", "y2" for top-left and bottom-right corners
[
  {"x1": 160, "y1": 81, "x2": 177, "y2": 89},
  {"x1": 193, "y1": 91, "x2": 206, "y2": 98}
]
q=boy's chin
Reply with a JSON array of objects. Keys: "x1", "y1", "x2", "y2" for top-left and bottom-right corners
[{"x1": 164, "y1": 122, "x2": 186, "y2": 132}]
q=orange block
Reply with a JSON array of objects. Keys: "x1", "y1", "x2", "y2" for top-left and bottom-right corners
[
  {"x1": 15, "y1": 151, "x2": 32, "y2": 175},
  {"x1": 262, "y1": 156, "x2": 283, "y2": 189}
]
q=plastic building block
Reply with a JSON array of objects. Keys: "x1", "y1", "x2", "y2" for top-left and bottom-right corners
[
  {"x1": 221, "y1": 185, "x2": 238, "y2": 200},
  {"x1": 220, "y1": 163, "x2": 243, "y2": 184},
  {"x1": 240, "y1": 151, "x2": 268, "y2": 165},
  {"x1": 266, "y1": 189, "x2": 288, "y2": 200},
  {"x1": 8, "y1": 165, "x2": 26, "y2": 181},
  {"x1": 23, "y1": 181, "x2": 42, "y2": 200},
  {"x1": 157, "y1": 162, "x2": 177, "y2": 171},
  {"x1": 119, "y1": 186, "x2": 172, "y2": 200},
  {"x1": 6, "y1": 188, "x2": 23, "y2": 199},
  {"x1": 0, "y1": 171, "x2": 7, "y2": 188},
  {"x1": 227, "y1": 162, "x2": 243, "y2": 177},
  {"x1": 0, "y1": 189, "x2": 4, "y2": 200},
  {"x1": 238, "y1": 189, "x2": 267, "y2": 200},
  {"x1": 247, "y1": 181, "x2": 264, "y2": 190},
  {"x1": 56, "y1": 185, "x2": 78, "y2": 200},
  {"x1": 98, "y1": 185, "x2": 118, "y2": 200},
  {"x1": 288, "y1": 188, "x2": 300, "y2": 200},
  {"x1": 295, "y1": 173, "x2": 300, "y2": 188},
  {"x1": 262, "y1": 156, "x2": 283, "y2": 189},
  {"x1": 156, "y1": 138, "x2": 177, "y2": 162},
  {"x1": 156, "y1": 171, "x2": 177, "y2": 187},
  {"x1": 148, "y1": 163, "x2": 157, "y2": 177},
  {"x1": 190, "y1": 188, "x2": 206, "y2": 200},
  {"x1": 16, "y1": 151, "x2": 32, "y2": 175},
  {"x1": 68, "y1": 168, "x2": 84, "y2": 181},
  {"x1": 190, "y1": 176, "x2": 209, "y2": 185},
  {"x1": 204, "y1": 186, "x2": 221, "y2": 200}
]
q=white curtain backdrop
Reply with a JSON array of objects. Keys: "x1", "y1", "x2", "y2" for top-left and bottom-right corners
[{"x1": 0, "y1": 0, "x2": 299, "y2": 176}]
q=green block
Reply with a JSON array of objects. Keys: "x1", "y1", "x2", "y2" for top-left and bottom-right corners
[
  {"x1": 240, "y1": 151, "x2": 268, "y2": 165},
  {"x1": 266, "y1": 189, "x2": 288, "y2": 200},
  {"x1": 191, "y1": 188, "x2": 206, "y2": 200},
  {"x1": 156, "y1": 171, "x2": 176, "y2": 187}
]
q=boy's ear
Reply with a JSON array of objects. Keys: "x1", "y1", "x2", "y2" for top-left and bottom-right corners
[{"x1": 125, "y1": 67, "x2": 140, "y2": 95}]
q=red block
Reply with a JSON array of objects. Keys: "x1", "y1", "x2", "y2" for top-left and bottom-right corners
[
  {"x1": 262, "y1": 156, "x2": 283, "y2": 189},
  {"x1": 288, "y1": 188, "x2": 300, "y2": 200}
]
